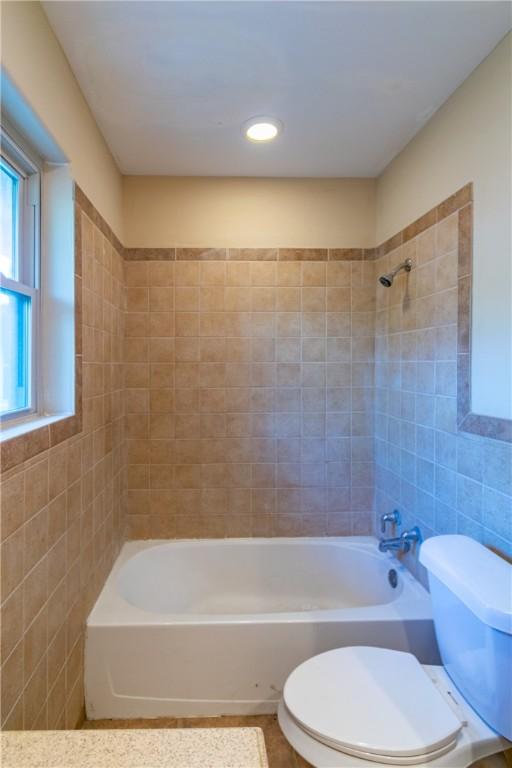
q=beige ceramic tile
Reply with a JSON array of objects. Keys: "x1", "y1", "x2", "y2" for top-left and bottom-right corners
[{"x1": 0, "y1": 204, "x2": 126, "y2": 731}]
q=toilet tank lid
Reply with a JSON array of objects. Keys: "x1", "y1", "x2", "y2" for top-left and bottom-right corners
[{"x1": 420, "y1": 535, "x2": 512, "y2": 635}]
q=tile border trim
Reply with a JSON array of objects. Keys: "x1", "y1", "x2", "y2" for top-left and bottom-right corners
[
  {"x1": 374, "y1": 182, "x2": 510, "y2": 443},
  {"x1": 374, "y1": 183, "x2": 473, "y2": 258},
  {"x1": 455, "y1": 200, "x2": 511, "y2": 443},
  {"x1": 120, "y1": 184, "x2": 473, "y2": 264},
  {"x1": 74, "y1": 185, "x2": 124, "y2": 255},
  {"x1": 376, "y1": 182, "x2": 510, "y2": 444},
  {"x1": 124, "y1": 246, "x2": 378, "y2": 262}
]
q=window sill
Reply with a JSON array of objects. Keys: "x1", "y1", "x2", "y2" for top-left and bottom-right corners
[{"x1": 0, "y1": 412, "x2": 74, "y2": 443}]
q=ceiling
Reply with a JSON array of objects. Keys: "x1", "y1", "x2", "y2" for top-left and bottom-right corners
[{"x1": 43, "y1": 1, "x2": 511, "y2": 177}]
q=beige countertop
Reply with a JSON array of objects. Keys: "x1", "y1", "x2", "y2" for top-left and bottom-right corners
[{"x1": 0, "y1": 727, "x2": 268, "y2": 768}]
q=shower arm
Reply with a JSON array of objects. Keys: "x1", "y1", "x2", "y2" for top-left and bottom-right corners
[{"x1": 390, "y1": 258, "x2": 412, "y2": 279}]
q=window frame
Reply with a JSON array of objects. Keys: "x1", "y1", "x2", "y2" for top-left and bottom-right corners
[{"x1": 0, "y1": 126, "x2": 41, "y2": 424}]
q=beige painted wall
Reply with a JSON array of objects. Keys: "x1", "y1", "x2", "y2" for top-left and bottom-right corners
[
  {"x1": 123, "y1": 177, "x2": 376, "y2": 249},
  {"x1": 377, "y1": 33, "x2": 512, "y2": 419},
  {"x1": 1, "y1": 1, "x2": 123, "y2": 239}
]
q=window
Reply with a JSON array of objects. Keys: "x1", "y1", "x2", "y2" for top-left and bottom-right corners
[{"x1": 0, "y1": 129, "x2": 40, "y2": 421}]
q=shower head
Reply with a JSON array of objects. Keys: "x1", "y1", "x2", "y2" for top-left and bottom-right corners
[{"x1": 378, "y1": 258, "x2": 413, "y2": 288}]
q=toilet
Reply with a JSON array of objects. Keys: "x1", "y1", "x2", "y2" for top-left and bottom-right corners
[{"x1": 278, "y1": 535, "x2": 512, "y2": 767}]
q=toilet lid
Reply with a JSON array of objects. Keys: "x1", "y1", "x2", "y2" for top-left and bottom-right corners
[{"x1": 283, "y1": 647, "x2": 463, "y2": 763}]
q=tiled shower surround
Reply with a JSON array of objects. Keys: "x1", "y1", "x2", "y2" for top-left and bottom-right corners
[
  {"x1": 122, "y1": 191, "x2": 511, "y2": 549},
  {"x1": 124, "y1": 256, "x2": 376, "y2": 539},
  {"x1": 374, "y1": 207, "x2": 512, "y2": 563},
  {"x1": 0, "y1": 201, "x2": 126, "y2": 730}
]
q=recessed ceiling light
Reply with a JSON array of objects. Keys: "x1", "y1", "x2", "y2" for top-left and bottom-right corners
[{"x1": 244, "y1": 117, "x2": 282, "y2": 143}]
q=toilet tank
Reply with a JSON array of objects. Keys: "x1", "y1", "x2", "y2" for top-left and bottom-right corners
[{"x1": 420, "y1": 535, "x2": 512, "y2": 740}]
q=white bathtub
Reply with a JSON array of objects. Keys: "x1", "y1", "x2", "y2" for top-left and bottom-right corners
[{"x1": 85, "y1": 537, "x2": 437, "y2": 720}]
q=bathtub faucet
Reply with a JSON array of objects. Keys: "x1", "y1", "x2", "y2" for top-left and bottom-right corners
[
  {"x1": 379, "y1": 526, "x2": 422, "y2": 554},
  {"x1": 380, "y1": 509, "x2": 401, "y2": 533}
]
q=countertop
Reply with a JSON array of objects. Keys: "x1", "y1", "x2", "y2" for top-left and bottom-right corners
[{"x1": 0, "y1": 727, "x2": 268, "y2": 767}]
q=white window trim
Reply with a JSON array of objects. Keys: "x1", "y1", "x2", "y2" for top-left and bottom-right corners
[
  {"x1": 0, "y1": 126, "x2": 41, "y2": 424},
  {"x1": 1, "y1": 118, "x2": 75, "y2": 444}
]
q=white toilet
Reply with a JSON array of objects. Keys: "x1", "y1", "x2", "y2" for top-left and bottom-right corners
[{"x1": 278, "y1": 535, "x2": 512, "y2": 767}]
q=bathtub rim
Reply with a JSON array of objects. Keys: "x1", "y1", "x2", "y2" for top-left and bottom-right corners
[{"x1": 87, "y1": 536, "x2": 432, "y2": 627}]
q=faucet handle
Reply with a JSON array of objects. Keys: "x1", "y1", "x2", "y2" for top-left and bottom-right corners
[
  {"x1": 400, "y1": 526, "x2": 422, "y2": 544},
  {"x1": 380, "y1": 509, "x2": 401, "y2": 534},
  {"x1": 399, "y1": 526, "x2": 422, "y2": 553}
]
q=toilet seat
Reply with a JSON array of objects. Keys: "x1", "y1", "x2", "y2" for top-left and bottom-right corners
[
  {"x1": 283, "y1": 647, "x2": 463, "y2": 765},
  {"x1": 278, "y1": 694, "x2": 508, "y2": 768}
]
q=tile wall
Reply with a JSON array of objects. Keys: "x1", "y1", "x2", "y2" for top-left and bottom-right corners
[
  {"x1": 124, "y1": 256, "x2": 376, "y2": 539},
  {"x1": 0, "y1": 206, "x2": 126, "y2": 730},
  {"x1": 374, "y1": 211, "x2": 512, "y2": 572}
]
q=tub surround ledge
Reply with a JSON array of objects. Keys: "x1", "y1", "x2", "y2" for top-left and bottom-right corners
[{"x1": 0, "y1": 727, "x2": 268, "y2": 768}]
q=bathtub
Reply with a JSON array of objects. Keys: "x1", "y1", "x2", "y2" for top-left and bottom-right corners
[{"x1": 85, "y1": 537, "x2": 438, "y2": 720}]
